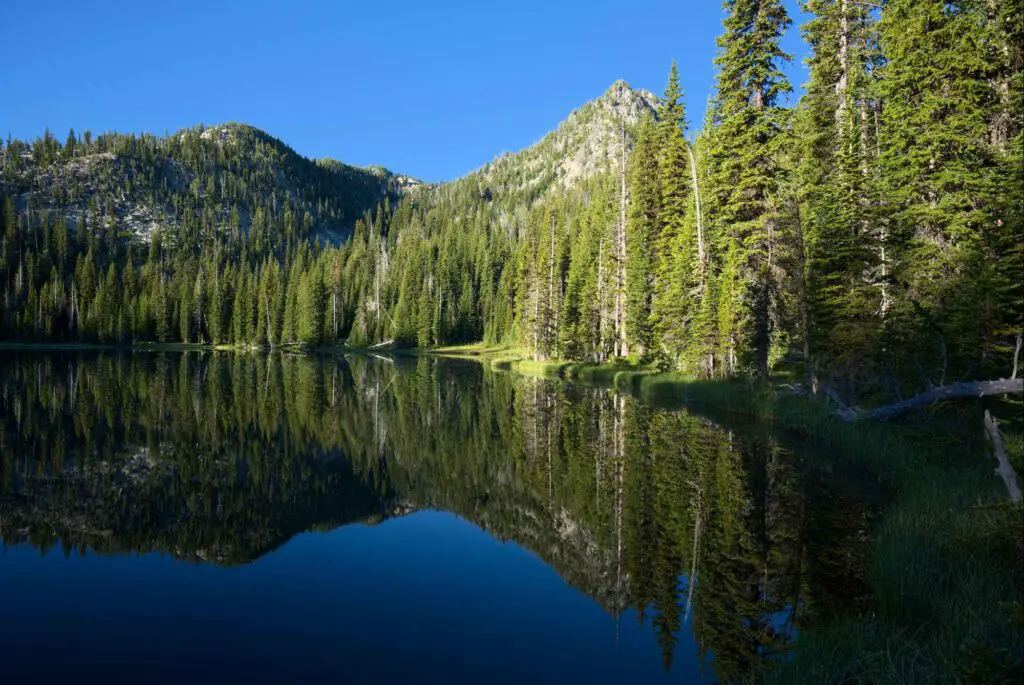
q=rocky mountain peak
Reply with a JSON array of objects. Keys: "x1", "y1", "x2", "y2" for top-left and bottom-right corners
[
  {"x1": 600, "y1": 79, "x2": 658, "y2": 115},
  {"x1": 461, "y1": 80, "x2": 658, "y2": 202}
]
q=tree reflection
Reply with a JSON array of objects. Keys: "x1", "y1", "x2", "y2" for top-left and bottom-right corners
[{"x1": 0, "y1": 351, "x2": 880, "y2": 680}]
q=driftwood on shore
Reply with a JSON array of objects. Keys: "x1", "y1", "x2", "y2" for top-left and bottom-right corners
[
  {"x1": 837, "y1": 379, "x2": 1024, "y2": 422},
  {"x1": 983, "y1": 410, "x2": 1022, "y2": 502}
]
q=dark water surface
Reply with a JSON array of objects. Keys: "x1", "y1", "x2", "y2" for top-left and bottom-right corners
[{"x1": 0, "y1": 352, "x2": 880, "y2": 683}]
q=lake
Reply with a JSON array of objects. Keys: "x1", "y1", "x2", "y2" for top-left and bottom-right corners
[{"x1": 0, "y1": 352, "x2": 881, "y2": 683}]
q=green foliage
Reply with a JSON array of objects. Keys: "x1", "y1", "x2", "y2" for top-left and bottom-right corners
[
  {"x1": 626, "y1": 114, "x2": 661, "y2": 357},
  {"x1": 705, "y1": 0, "x2": 793, "y2": 379},
  {"x1": 0, "y1": 0, "x2": 1020, "y2": 399},
  {"x1": 877, "y1": 0, "x2": 1022, "y2": 387}
]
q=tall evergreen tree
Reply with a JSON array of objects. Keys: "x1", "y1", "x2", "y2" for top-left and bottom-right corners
[
  {"x1": 706, "y1": 0, "x2": 793, "y2": 378},
  {"x1": 650, "y1": 63, "x2": 698, "y2": 366},
  {"x1": 625, "y1": 114, "x2": 661, "y2": 358},
  {"x1": 799, "y1": 0, "x2": 882, "y2": 393}
]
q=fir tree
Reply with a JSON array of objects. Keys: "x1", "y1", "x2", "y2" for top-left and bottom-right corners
[
  {"x1": 625, "y1": 114, "x2": 661, "y2": 359},
  {"x1": 799, "y1": 0, "x2": 882, "y2": 392},
  {"x1": 707, "y1": 0, "x2": 793, "y2": 377}
]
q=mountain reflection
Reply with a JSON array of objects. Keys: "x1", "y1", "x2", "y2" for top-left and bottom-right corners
[{"x1": 0, "y1": 351, "x2": 881, "y2": 681}]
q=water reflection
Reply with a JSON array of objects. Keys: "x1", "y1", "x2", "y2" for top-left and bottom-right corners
[{"x1": 0, "y1": 352, "x2": 880, "y2": 682}]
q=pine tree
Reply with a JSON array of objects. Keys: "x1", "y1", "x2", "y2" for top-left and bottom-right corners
[
  {"x1": 625, "y1": 114, "x2": 661, "y2": 359},
  {"x1": 209, "y1": 264, "x2": 225, "y2": 343},
  {"x1": 707, "y1": 0, "x2": 793, "y2": 377},
  {"x1": 799, "y1": 0, "x2": 882, "y2": 393},
  {"x1": 298, "y1": 265, "x2": 325, "y2": 346},
  {"x1": 155, "y1": 272, "x2": 171, "y2": 342},
  {"x1": 232, "y1": 270, "x2": 247, "y2": 345},
  {"x1": 650, "y1": 63, "x2": 697, "y2": 366}
]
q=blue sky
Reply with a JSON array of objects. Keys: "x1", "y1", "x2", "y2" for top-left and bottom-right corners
[{"x1": 2, "y1": 0, "x2": 809, "y2": 182}]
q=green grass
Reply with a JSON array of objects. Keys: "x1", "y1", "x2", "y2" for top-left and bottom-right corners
[{"x1": 468, "y1": 353, "x2": 1024, "y2": 684}]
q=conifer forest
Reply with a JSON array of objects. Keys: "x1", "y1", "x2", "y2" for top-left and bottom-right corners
[{"x1": 1, "y1": 1, "x2": 1021, "y2": 407}]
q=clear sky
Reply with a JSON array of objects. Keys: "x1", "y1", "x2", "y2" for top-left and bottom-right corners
[{"x1": 2, "y1": 0, "x2": 809, "y2": 183}]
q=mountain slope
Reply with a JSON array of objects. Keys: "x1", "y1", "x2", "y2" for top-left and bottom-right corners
[
  {"x1": 331, "y1": 80, "x2": 659, "y2": 348},
  {"x1": 1, "y1": 122, "x2": 417, "y2": 244},
  {"x1": 440, "y1": 80, "x2": 657, "y2": 208},
  {"x1": 1, "y1": 80, "x2": 651, "y2": 248},
  {"x1": 0, "y1": 80, "x2": 661, "y2": 346}
]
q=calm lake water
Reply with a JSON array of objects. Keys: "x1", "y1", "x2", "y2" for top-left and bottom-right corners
[{"x1": 0, "y1": 352, "x2": 881, "y2": 683}]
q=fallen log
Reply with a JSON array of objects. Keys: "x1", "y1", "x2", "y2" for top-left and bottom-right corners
[
  {"x1": 984, "y1": 410, "x2": 1022, "y2": 502},
  {"x1": 839, "y1": 379, "x2": 1024, "y2": 422}
]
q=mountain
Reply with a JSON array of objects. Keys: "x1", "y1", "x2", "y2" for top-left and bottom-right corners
[
  {"x1": 442, "y1": 80, "x2": 657, "y2": 208},
  {"x1": 0, "y1": 79, "x2": 667, "y2": 346},
  {"x1": 1, "y1": 122, "x2": 418, "y2": 245},
  {"x1": 0, "y1": 81, "x2": 653, "y2": 248}
]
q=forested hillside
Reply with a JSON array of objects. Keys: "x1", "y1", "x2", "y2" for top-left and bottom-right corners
[
  {"x1": 2, "y1": 121, "x2": 414, "y2": 246},
  {"x1": 1, "y1": 0, "x2": 1021, "y2": 404}
]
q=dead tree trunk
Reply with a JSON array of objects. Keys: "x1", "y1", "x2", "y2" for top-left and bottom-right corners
[
  {"x1": 1011, "y1": 328, "x2": 1022, "y2": 380},
  {"x1": 984, "y1": 410, "x2": 1022, "y2": 502},
  {"x1": 840, "y1": 379, "x2": 1024, "y2": 422},
  {"x1": 685, "y1": 141, "x2": 705, "y2": 276},
  {"x1": 616, "y1": 119, "x2": 628, "y2": 358},
  {"x1": 597, "y1": 235, "x2": 605, "y2": 362},
  {"x1": 547, "y1": 212, "x2": 556, "y2": 358},
  {"x1": 835, "y1": 0, "x2": 850, "y2": 131},
  {"x1": 793, "y1": 200, "x2": 815, "y2": 391}
]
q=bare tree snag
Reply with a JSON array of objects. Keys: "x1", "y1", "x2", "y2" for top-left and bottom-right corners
[
  {"x1": 792, "y1": 199, "x2": 814, "y2": 389},
  {"x1": 1012, "y1": 328, "x2": 1022, "y2": 380},
  {"x1": 264, "y1": 289, "x2": 273, "y2": 347},
  {"x1": 835, "y1": 0, "x2": 851, "y2": 128},
  {"x1": 984, "y1": 410, "x2": 1022, "y2": 502},
  {"x1": 547, "y1": 211, "x2": 556, "y2": 359},
  {"x1": 685, "y1": 141, "x2": 705, "y2": 273},
  {"x1": 683, "y1": 485, "x2": 701, "y2": 626},
  {"x1": 617, "y1": 119, "x2": 628, "y2": 358},
  {"x1": 839, "y1": 379, "x2": 1024, "y2": 422},
  {"x1": 597, "y1": 234, "x2": 605, "y2": 361}
]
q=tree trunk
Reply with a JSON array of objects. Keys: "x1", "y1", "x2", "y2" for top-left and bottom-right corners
[
  {"x1": 840, "y1": 379, "x2": 1024, "y2": 422},
  {"x1": 1011, "y1": 328, "x2": 1022, "y2": 380},
  {"x1": 984, "y1": 410, "x2": 1022, "y2": 502},
  {"x1": 597, "y1": 235, "x2": 605, "y2": 362},
  {"x1": 685, "y1": 141, "x2": 705, "y2": 276},
  {"x1": 617, "y1": 120, "x2": 628, "y2": 358},
  {"x1": 264, "y1": 290, "x2": 273, "y2": 347},
  {"x1": 793, "y1": 200, "x2": 814, "y2": 391},
  {"x1": 835, "y1": 0, "x2": 850, "y2": 131},
  {"x1": 547, "y1": 212, "x2": 556, "y2": 358}
]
